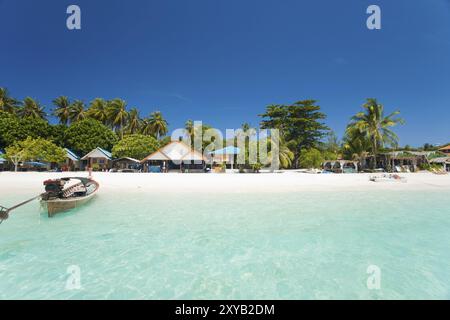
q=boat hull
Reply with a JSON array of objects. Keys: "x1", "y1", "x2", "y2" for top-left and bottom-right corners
[{"x1": 41, "y1": 180, "x2": 99, "y2": 217}]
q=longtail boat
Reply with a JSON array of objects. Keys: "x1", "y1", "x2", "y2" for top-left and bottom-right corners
[{"x1": 40, "y1": 177, "x2": 99, "y2": 217}]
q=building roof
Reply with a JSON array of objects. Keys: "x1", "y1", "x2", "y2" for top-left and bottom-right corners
[
  {"x1": 65, "y1": 148, "x2": 80, "y2": 161},
  {"x1": 142, "y1": 141, "x2": 205, "y2": 163},
  {"x1": 112, "y1": 157, "x2": 141, "y2": 163},
  {"x1": 439, "y1": 145, "x2": 450, "y2": 151},
  {"x1": 81, "y1": 147, "x2": 112, "y2": 160},
  {"x1": 208, "y1": 146, "x2": 241, "y2": 155},
  {"x1": 429, "y1": 157, "x2": 450, "y2": 164}
]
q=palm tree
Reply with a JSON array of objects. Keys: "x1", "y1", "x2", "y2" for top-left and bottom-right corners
[
  {"x1": 342, "y1": 127, "x2": 371, "y2": 168},
  {"x1": 268, "y1": 138, "x2": 294, "y2": 169},
  {"x1": 107, "y1": 99, "x2": 128, "y2": 139},
  {"x1": 18, "y1": 97, "x2": 46, "y2": 119},
  {"x1": 87, "y1": 98, "x2": 109, "y2": 125},
  {"x1": 0, "y1": 88, "x2": 19, "y2": 114},
  {"x1": 52, "y1": 96, "x2": 71, "y2": 125},
  {"x1": 69, "y1": 100, "x2": 87, "y2": 123},
  {"x1": 126, "y1": 107, "x2": 142, "y2": 134},
  {"x1": 347, "y1": 98, "x2": 404, "y2": 168},
  {"x1": 142, "y1": 111, "x2": 168, "y2": 140}
]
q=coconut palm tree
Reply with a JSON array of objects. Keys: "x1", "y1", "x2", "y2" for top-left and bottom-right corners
[
  {"x1": 52, "y1": 96, "x2": 71, "y2": 125},
  {"x1": 268, "y1": 138, "x2": 294, "y2": 169},
  {"x1": 142, "y1": 111, "x2": 168, "y2": 140},
  {"x1": 18, "y1": 97, "x2": 46, "y2": 119},
  {"x1": 87, "y1": 98, "x2": 109, "y2": 125},
  {"x1": 342, "y1": 127, "x2": 372, "y2": 167},
  {"x1": 126, "y1": 107, "x2": 142, "y2": 134},
  {"x1": 347, "y1": 98, "x2": 404, "y2": 168},
  {"x1": 107, "y1": 99, "x2": 128, "y2": 139},
  {"x1": 0, "y1": 88, "x2": 19, "y2": 114},
  {"x1": 69, "y1": 100, "x2": 87, "y2": 123}
]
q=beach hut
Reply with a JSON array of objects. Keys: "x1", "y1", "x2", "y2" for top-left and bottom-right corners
[
  {"x1": 141, "y1": 141, "x2": 206, "y2": 173},
  {"x1": 438, "y1": 145, "x2": 450, "y2": 154},
  {"x1": 81, "y1": 147, "x2": 112, "y2": 171},
  {"x1": 112, "y1": 157, "x2": 141, "y2": 172},
  {"x1": 63, "y1": 148, "x2": 81, "y2": 171}
]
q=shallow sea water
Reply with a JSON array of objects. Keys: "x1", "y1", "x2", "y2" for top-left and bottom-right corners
[{"x1": 0, "y1": 190, "x2": 449, "y2": 299}]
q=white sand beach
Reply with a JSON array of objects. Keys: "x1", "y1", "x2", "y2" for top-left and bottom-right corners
[{"x1": 1, "y1": 171, "x2": 449, "y2": 197}]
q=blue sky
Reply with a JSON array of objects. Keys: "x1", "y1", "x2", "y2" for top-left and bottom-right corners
[{"x1": 1, "y1": 0, "x2": 449, "y2": 146}]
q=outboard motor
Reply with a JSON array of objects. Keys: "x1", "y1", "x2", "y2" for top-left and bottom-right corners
[{"x1": 42, "y1": 179, "x2": 67, "y2": 200}]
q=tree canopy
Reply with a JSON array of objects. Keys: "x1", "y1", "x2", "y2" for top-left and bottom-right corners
[
  {"x1": 260, "y1": 100, "x2": 329, "y2": 168},
  {"x1": 5, "y1": 137, "x2": 66, "y2": 171},
  {"x1": 112, "y1": 134, "x2": 159, "y2": 160},
  {"x1": 64, "y1": 118, "x2": 118, "y2": 156},
  {"x1": 0, "y1": 111, "x2": 55, "y2": 149}
]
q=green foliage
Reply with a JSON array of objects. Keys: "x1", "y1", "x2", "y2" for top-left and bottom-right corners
[
  {"x1": 17, "y1": 97, "x2": 46, "y2": 119},
  {"x1": 0, "y1": 112, "x2": 54, "y2": 148},
  {"x1": 260, "y1": 100, "x2": 329, "y2": 168},
  {"x1": 64, "y1": 118, "x2": 118, "y2": 156},
  {"x1": 346, "y1": 98, "x2": 404, "y2": 168},
  {"x1": 112, "y1": 134, "x2": 159, "y2": 160},
  {"x1": 141, "y1": 111, "x2": 168, "y2": 139},
  {"x1": 5, "y1": 137, "x2": 66, "y2": 170},
  {"x1": 0, "y1": 88, "x2": 20, "y2": 114},
  {"x1": 299, "y1": 148, "x2": 324, "y2": 169}
]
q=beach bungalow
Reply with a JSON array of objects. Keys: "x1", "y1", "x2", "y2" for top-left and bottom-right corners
[
  {"x1": 62, "y1": 148, "x2": 81, "y2": 171},
  {"x1": 141, "y1": 141, "x2": 206, "y2": 173},
  {"x1": 81, "y1": 147, "x2": 112, "y2": 171},
  {"x1": 208, "y1": 146, "x2": 240, "y2": 171},
  {"x1": 112, "y1": 157, "x2": 141, "y2": 172},
  {"x1": 438, "y1": 145, "x2": 450, "y2": 154}
]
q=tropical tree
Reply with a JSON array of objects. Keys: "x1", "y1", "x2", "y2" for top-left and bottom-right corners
[
  {"x1": 0, "y1": 112, "x2": 54, "y2": 148},
  {"x1": 18, "y1": 97, "x2": 46, "y2": 119},
  {"x1": 260, "y1": 100, "x2": 329, "y2": 168},
  {"x1": 112, "y1": 134, "x2": 159, "y2": 160},
  {"x1": 52, "y1": 96, "x2": 71, "y2": 125},
  {"x1": 64, "y1": 118, "x2": 118, "y2": 155},
  {"x1": 69, "y1": 100, "x2": 87, "y2": 123},
  {"x1": 142, "y1": 111, "x2": 168, "y2": 140},
  {"x1": 299, "y1": 148, "x2": 324, "y2": 169},
  {"x1": 87, "y1": 98, "x2": 109, "y2": 125},
  {"x1": 268, "y1": 138, "x2": 294, "y2": 169},
  {"x1": 107, "y1": 99, "x2": 128, "y2": 139},
  {"x1": 346, "y1": 98, "x2": 404, "y2": 168},
  {"x1": 0, "y1": 88, "x2": 19, "y2": 114},
  {"x1": 5, "y1": 137, "x2": 66, "y2": 171},
  {"x1": 126, "y1": 107, "x2": 142, "y2": 134}
]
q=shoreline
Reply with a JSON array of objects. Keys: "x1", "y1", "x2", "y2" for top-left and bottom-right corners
[{"x1": 1, "y1": 171, "x2": 449, "y2": 197}]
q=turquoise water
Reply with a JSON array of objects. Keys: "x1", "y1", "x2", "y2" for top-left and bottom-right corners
[{"x1": 0, "y1": 190, "x2": 449, "y2": 299}]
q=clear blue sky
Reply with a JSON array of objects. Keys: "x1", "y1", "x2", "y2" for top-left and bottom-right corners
[{"x1": 1, "y1": 0, "x2": 449, "y2": 146}]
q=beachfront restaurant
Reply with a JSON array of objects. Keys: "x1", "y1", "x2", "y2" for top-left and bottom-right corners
[
  {"x1": 362, "y1": 151, "x2": 430, "y2": 172},
  {"x1": 81, "y1": 147, "x2": 112, "y2": 171},
  {"x1": 141, "y1": 141, "x2": 206, "y2": 173}
]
